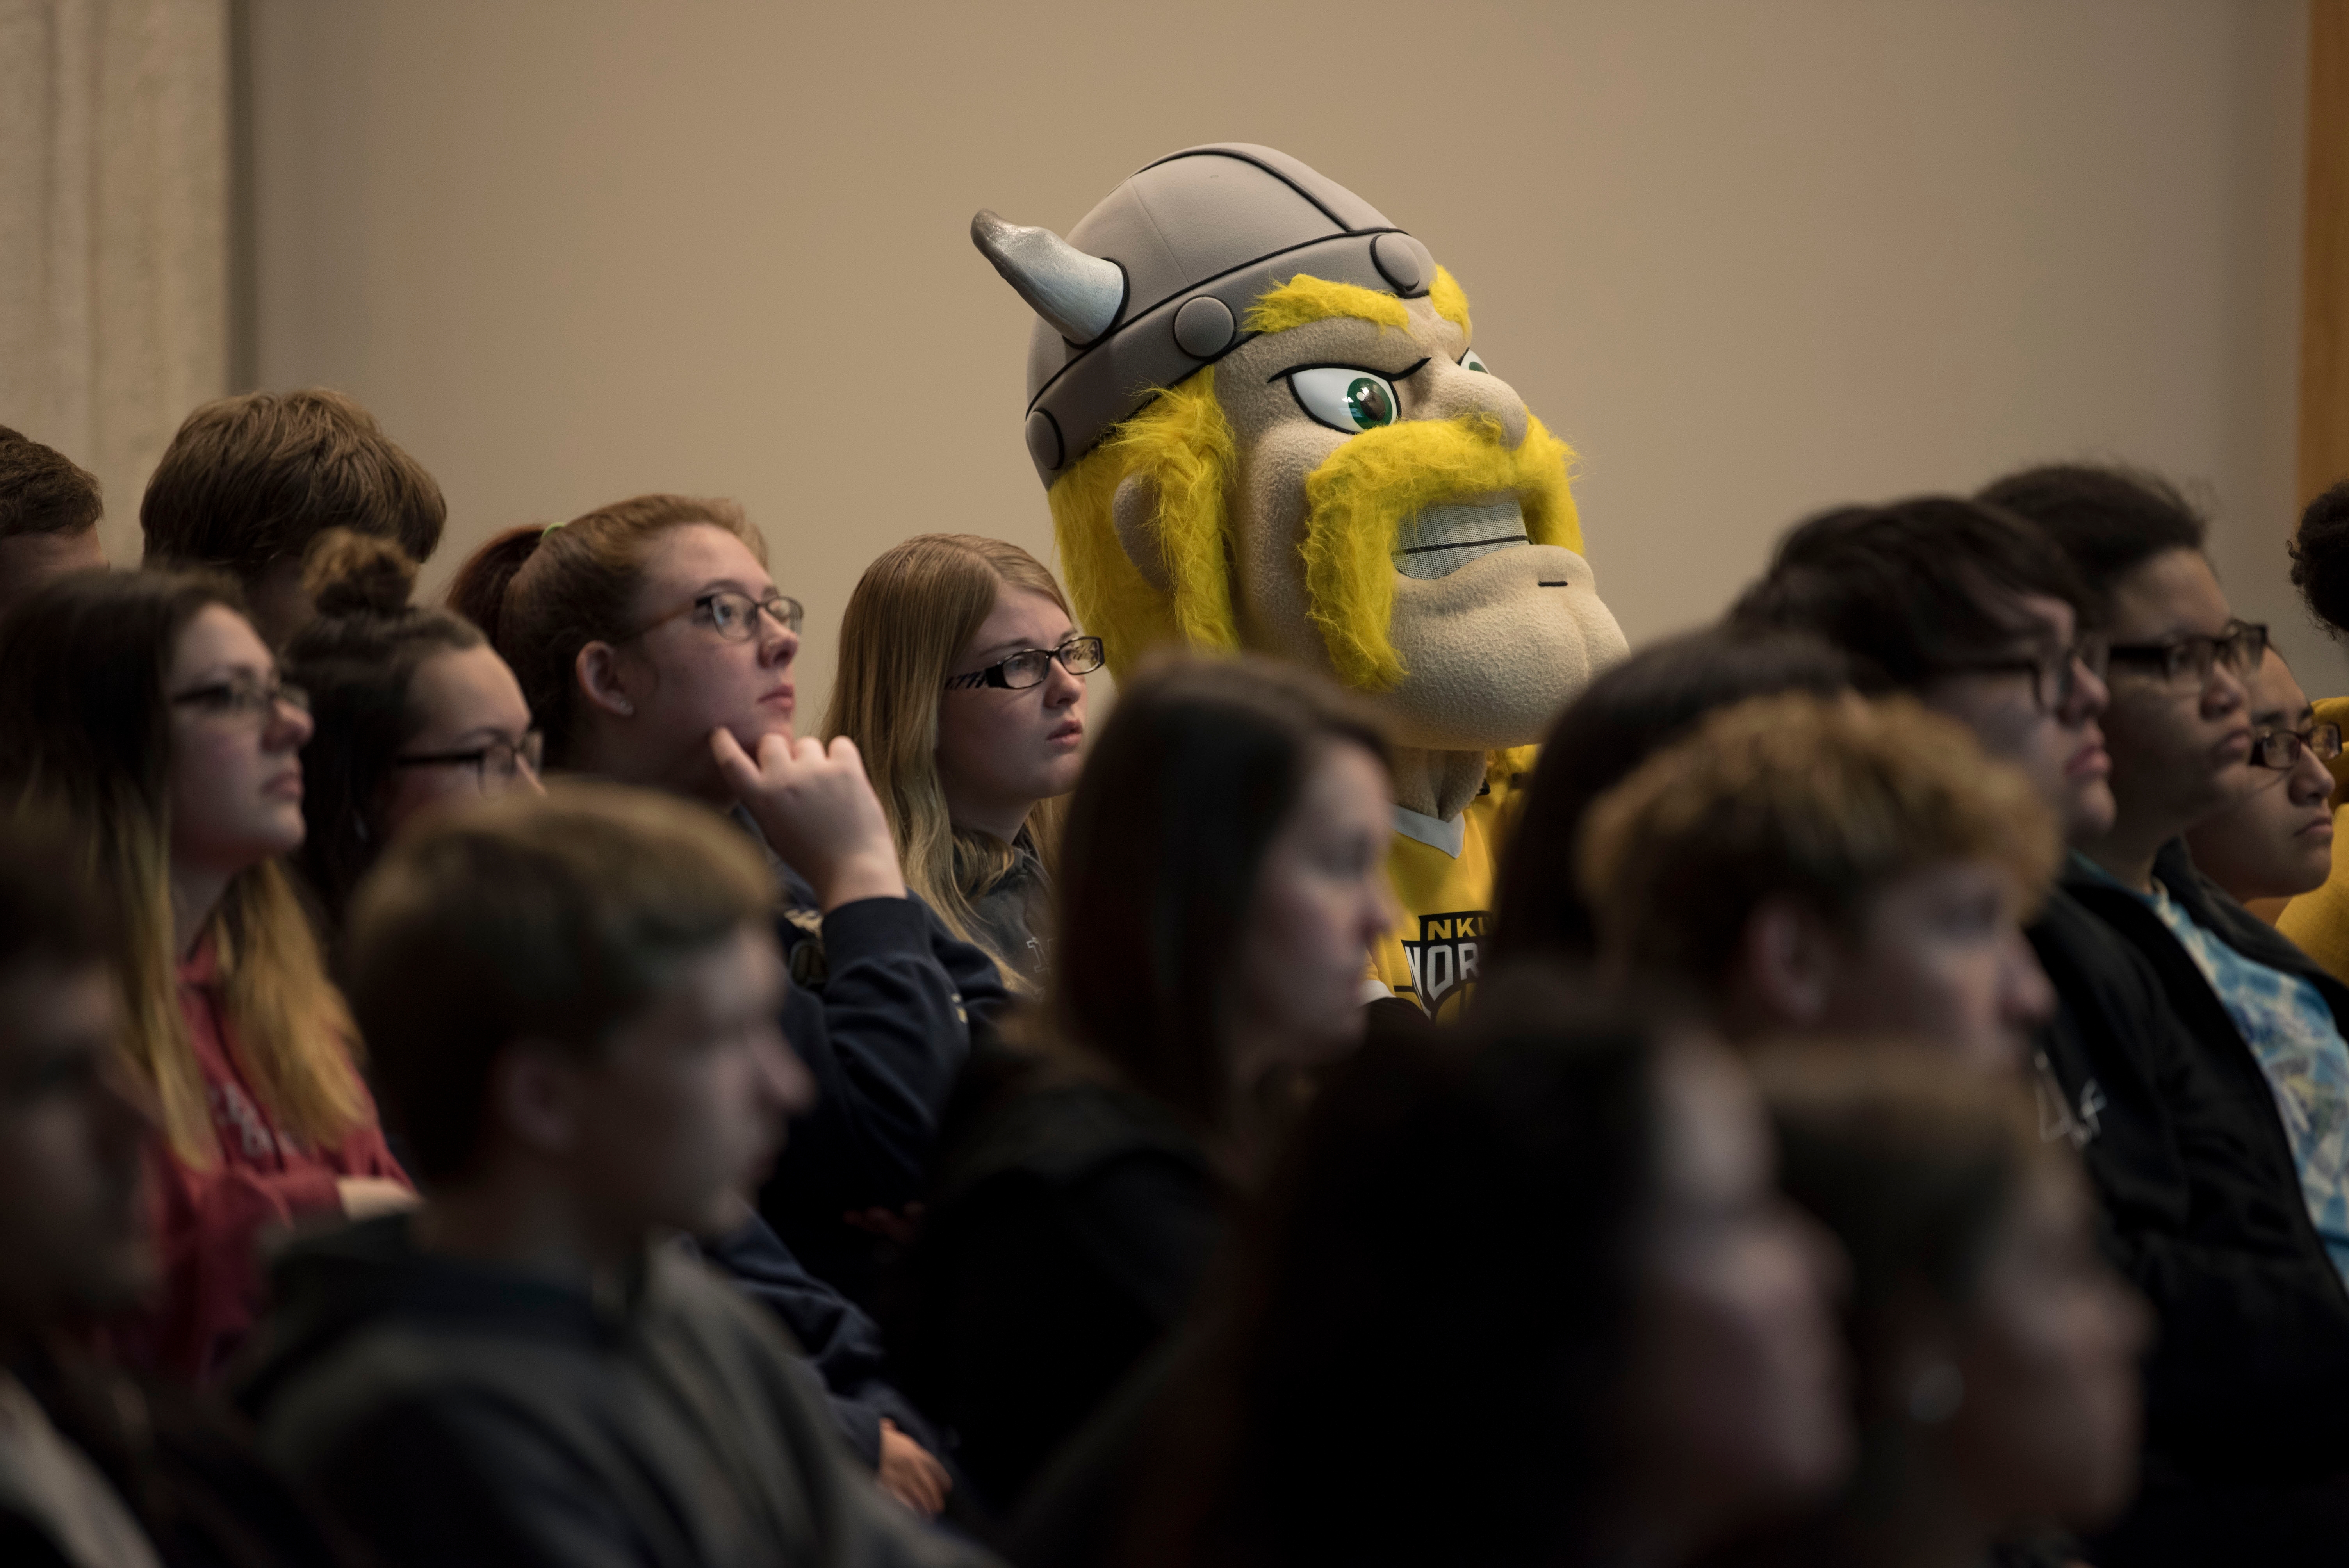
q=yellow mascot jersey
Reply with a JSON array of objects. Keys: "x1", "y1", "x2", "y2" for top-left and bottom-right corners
[{"x1": 1370, "y1": 751, "x2": 1531, "y2": 1022}]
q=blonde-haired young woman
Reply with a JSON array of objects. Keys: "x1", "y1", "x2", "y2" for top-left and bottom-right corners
[
  {"x1": 827, "y1": 534, "x2": 1098, "y2": 986},
  {"x1": 0, "y1": 571, "x2": 410, "y2": 1384}
]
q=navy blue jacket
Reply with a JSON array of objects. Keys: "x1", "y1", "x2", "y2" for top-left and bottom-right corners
[
  {"x1": 756, "y1": 864, "x2": 1011, "y2": 1306},
  {"x1": 2036, "y1": 845, "x2": 2349, "y2": 1564}
]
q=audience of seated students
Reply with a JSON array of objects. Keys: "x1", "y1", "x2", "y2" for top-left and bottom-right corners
[
  {"x1": 2184, "y1": 646, "x2": 2338, "y2": 910},
  {"x1": 448, "y1": 494, "x2": 1009, "y2": 1306},
  {"x1": 279, "y1": 529, "x2": 544, "y2": 933},
  {"x1": 1490, "y1": 624, "x2": 1855, "y2": 966},
  {"x1": 237, "y1": 784, "x2": 987, "y2": 1568},
  {"x1": 139, "y1": 390, "x2": 445, "y2": 648},
  {"x1": 0, "y1": 426, "x2": 105, "y2": 617},
  {"x1": 0, "y1": 820, "x2": 361, "y2": 1568},
  {"x1": 0, "y1": 572, "x2": 412, "y2": 1386},
  {"x1": 1119, "y1": 969, "x2": 1850, "y2": 1568},
  {"x1": 896, "y1": 656, "x2": 1396, "y2": 1520},
  {"x1": 285, "y1": 524, "x2": 954, "y2": 1510},
  {"x1": 2276, "y1": 477, "x2": 2349, "y2": 974},
  {"x1": 827, "y1": 534, "x2": 1095, "y2": 989},
  {"x1": 1984, "y1": 461, "x2": 2349, "y2": 1562},
  {"x1": 1574, "y1": 691, "x2": 2058, "y2": 1071},
  {"x1": 1723, "y1": 1046, "x2": 2150, "y2": 1568}
]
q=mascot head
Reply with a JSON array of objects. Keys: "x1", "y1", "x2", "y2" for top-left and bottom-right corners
[{"x1": 976, "y1": 143, "x2": 1626, "y2": 752}]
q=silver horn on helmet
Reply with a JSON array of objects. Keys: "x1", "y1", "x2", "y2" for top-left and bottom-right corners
[{"x1": 970, "y1": 210, "x2": 1125, "y2": 346}]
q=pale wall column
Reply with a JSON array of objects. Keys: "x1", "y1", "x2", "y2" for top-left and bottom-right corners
[{"x1": 0, "y1": 0, "x2": 230, "y2": 568}]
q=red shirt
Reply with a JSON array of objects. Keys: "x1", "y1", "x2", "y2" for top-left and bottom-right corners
[{"x1": 119, "y1": 939, "x2": 408, "y2": 1384}]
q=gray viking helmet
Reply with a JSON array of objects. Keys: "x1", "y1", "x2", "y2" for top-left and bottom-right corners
[{"x1": 973, "y1": 143, "x2": 1438, "y2": 487}]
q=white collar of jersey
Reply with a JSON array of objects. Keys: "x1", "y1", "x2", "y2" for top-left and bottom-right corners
[{"x1": 1392, "y1": 803, "x2": 1465, "y2": 859}]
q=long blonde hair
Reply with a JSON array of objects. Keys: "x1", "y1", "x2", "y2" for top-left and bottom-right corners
[
  {"x1": 0, "y1": 572, "x2": 371, "y2": 1166},
  {"x1": 825, "y1": 535, "x2": 1073, "y2": 975}
]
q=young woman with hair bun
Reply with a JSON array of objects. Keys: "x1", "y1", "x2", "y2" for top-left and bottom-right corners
[
  {"x1": 281, "y1": 529, "x2": 542, "y2": 932},
  {"x1": 827, "y1": 534, "x2": 1094, "y2": 987},
  {"x1": 0, "y1": 571, "x2": 410, "y2": 1384},
  {"x1": 447, "y1": 497, "x2": 1008, "y2": 1304}
]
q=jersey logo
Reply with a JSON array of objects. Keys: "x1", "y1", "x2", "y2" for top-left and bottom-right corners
[{"x1": 1401, "y1": 911, "x2": 1485, "y2": 1019}]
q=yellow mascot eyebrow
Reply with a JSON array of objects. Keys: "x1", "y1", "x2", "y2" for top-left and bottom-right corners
[
  {"x1": 1243, "y1": 275, "x2": 1411, "y2": 336},
  {"x1": 1428, "y1": 265, "x2": 1472, "y2": 339}
]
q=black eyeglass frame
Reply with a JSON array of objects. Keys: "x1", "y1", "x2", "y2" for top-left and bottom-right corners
[
  {"x1": 2250, "y1": 721, "x2": 2345, "y2": 771},
  {"x1": 944, "y1": 636, "x2": 1107, "y2": 691},
  {"x1": 1934, "y1": 633, "x2": 2111, "y2": 716},
  {"x1": 2106, "y1": 620, "x2": 2269, "y2": 686},
  {"x1": 168, "y1": 676, "x2": 312, "y2": 721},
  {"x1": 390, "y1": 731, "x2": 547, "y2": 789}
]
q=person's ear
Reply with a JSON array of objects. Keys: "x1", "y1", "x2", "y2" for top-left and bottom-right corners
[
  {"x1": 1737, "y1": 896, "x2": 1839, "y2": 1028},
  {"x1": 1111, "y1": 472, "x2": 1170, "y2": 595},
  {"x1": 489, "y1": 1038, "x2": 588, "y2": 1157},
  {"x1": 576, "y1": 641, "x2": 636, "y2": 718}
]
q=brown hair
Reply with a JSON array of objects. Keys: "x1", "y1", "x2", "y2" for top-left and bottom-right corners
[
  {"x1": 343, "y1": 781, "x2": 773, "y2": 1182},
  {"x1": 1579, "y1": 691, "x2": 2058, "y2": 994},
  {"x1": 139, "y1": 389, "x2": 444, "y2": 579},
  {"x1": 0, "y1": 426, "x2": 102, "y2": 539},
  {"x1": 0, "y1": 571, "x2": 371, "y2": 1164},
  {"x1": 447, "y1": 494, "x2": 766, "y2": 766},
  {"x1": 824, "y1": 534, "x2": 1073, "y2": 976},
  {"x1": 1053, "y1": 654, "x2": 1388, "y2": 1131},
  {"x1": 280, "y1": 529, "x2": 487, "y2": 928}
]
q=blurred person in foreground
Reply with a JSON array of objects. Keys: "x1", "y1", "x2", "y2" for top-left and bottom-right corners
[
  {"x1": 1116, "y1": 968, "x2": 1850, "y2": 1568},
  {"x1": 1709, "y1": 1045, "x2": 2149, "y2": 1568},
  {"x1": 236, "y1": 783, "x2": 984, "y2": 1568},
  {"x1": 0, "y1": 820, "x2": 356, "y2": 1566},
  {"x1": 1578, "y1": 691, "x2": 2058, "y2": 1073}
]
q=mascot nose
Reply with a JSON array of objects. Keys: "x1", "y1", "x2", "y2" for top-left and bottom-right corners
[{"x1": 1425, "y1": 364, "x2": 1528, "y2": 451}]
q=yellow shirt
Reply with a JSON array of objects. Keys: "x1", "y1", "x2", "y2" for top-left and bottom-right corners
[
  {"x1": 1369, "y1": 752, "x2": 1530, "y2": 1022},
  {"x1": 2278, "y1": 696, "x2": 2349, "y2": 984}
]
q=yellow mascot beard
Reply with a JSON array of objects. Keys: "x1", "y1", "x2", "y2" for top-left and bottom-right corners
[{"x1": 1301, "y1": 410, "x2": 1581, "y2": 691}]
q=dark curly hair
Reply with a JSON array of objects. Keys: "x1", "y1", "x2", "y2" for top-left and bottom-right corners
[{"x1": 2291, "y1": 478, "x2": 2349, "y2": 639}]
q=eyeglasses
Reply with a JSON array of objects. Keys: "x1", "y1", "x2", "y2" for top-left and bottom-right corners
[
  {"x1": 169, "y1": 675, "x2": 310, "y2": 725},
  {"x1": 392, "y1": 731, "x2": 545, "y2": 792},
  {"x1": 1939, "y1": 633, "x2": 2110, "y2": 716},
  {"x1": 2251, "y1": 721, "x2": 2344, "y2": 770},
  {"x1": 631, "y1": 590, "x2": 804, "y2": 644},
  {"x1": 945, "y1": 636, "x2": 1106, "y2": 691},
  {"x1": 2107, "y1": 620, "x2": 2267, "y2": 686}
]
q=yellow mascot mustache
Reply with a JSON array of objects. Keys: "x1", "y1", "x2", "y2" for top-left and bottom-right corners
[{"x1": 1301, "y1": 411, "x2": 1582, "y2": 691}]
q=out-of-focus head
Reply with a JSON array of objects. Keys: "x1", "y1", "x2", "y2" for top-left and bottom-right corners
[
  {"x1": 824, "y1": 533, "x2": 1088, "y2": 965},
  {"x1": 0, "y1": 821, "x2": 155, "y2": 1336},
  {"x1": 282, "y1": 529, "x2": 535, "y2": 928},
  {"x1": 2183, "y1": 647, "x2": 2337, "y2": 904},
  {"x1": 1155, "y1": 969, "x2": 1847, "y2": 1568},
  {"x1": 344, "y1": 783, "x2": 807, "y2": 1236},
  {"x1": 447, "y1": 496, "x2": 790, "y2": 804},
  {"x1": 0, "y1": 426, "x2": 105, "y2": 618},
  {"x1": 1581, "y1": 693, "x2": 2058, "y2": 1075},
  {"x1": 1735, "y1": 495, "x2": 2113, "y2": 847},
  {"x1": 2290, "y1": 477, "x2": 2349, "y2": 640},
  {"x1": 1053, "y1": 654, "x2": 1393, "y2": 1134},
  {"x1": 139, "y1": 390, "x2": 445, "y2": 647},
  {"x1": 1982, "y1": 464, "x2": 2254, "y2": 842},
  {"x1": 1758, "y1": 1044, "x2": 2150, "y2": 1538},
  {"x1": 1493, "y1": 625, "x2": 1854, "y2": 968}
]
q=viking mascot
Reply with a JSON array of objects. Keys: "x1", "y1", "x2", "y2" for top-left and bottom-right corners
[{"x1": 974, "y1": 143, "x2": 1627, "y2": 1019}]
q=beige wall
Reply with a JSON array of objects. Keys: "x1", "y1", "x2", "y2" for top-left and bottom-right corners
[{"x1": 245, "y1": 0, "x2": 2333, "y2": 707}]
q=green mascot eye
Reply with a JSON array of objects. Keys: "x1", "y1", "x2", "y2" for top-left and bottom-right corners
[
  {"x1": 1459, "y1": 348, "x2": 1491, "y2": 374},
  {"x1": 1286, "y1": 365, "x2": 1403, "y2": 435}
]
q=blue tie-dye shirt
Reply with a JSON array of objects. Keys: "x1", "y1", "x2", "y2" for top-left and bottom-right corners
[{"x1": 2080, "y1": 855, "x2": 2349, "y2": 1286}]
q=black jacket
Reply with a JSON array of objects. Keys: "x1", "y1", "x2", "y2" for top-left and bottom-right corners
[
  {"x1": 756, "y1": 865, "x2": 1011, "y2": 1308},
  {"x1": 0, "y1": 1340, "x2": 356, "y2": 1568},
  {"x1": 237, "y1": 1215, "x2": 990, "y2": 1568},
  {"x1": 895, "y1": 1047, "x2": 1224, "y2": 1519},
  {"x1": 691, "y1": 1209, "x2": 940, "y2": 1466},
  {"x1": 2034, "y1": 845, "x2": 2349, "y2": 1563}
]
